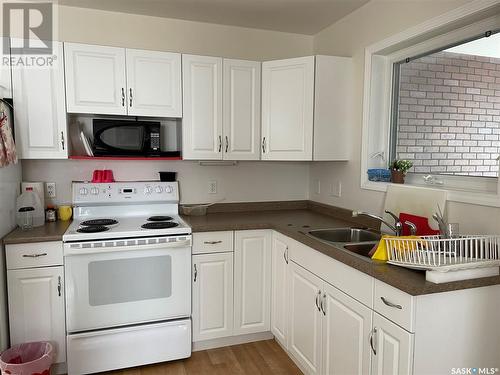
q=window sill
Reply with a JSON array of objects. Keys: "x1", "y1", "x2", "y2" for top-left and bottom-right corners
[{"x1": 361, "y1": 180, "x2": 500, "y2": 207}]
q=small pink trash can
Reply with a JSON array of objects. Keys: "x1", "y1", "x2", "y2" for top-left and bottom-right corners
[{"x1": 0, "y1": 342, "x2": 54, "y2": 375}]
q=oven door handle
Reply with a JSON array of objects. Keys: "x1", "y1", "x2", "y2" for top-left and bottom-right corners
[{"x1": 64, "y1": 238, "x2": 192, "y2": 256}]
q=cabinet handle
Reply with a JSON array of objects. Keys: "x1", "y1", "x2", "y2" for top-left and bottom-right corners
[
  {"x1": 262, "y1": 137, "x2": 266, "y2": 153},
  {"x1": 57, "y1": 276, "x2": 62, "y2": 297},
  {"x1": 204, "y1": 240, "x2": 222, "y2": 245},
  {"x1": 22, "y1": 253, "x2": 47, "y2": 258},
  {"x1": 61, "y1": 132, "x2": 65, "y2": 150},
  {"x1": 218, "y1": 136, "x2": 222, "y2": 153},
  {"x1": 283, "y1": 246, "x2": 289, "y2": 264},
  {"x1": 121, "y1": 88, "x2": 125, "y2": 106},
  {"x1": 369, "y1": 328, "x2": 377, "y2": 355},
  {"x1": 225, "y1": 136, "x2": 229, "y2": 153},
  {"x1": 380, "y1": 296, "x2": 402, "y2": 310},
  {"x1": 315, "y1": 291, "x2": 321, "y2": 312},
  {"x1": 320, "y1": 293, "x2": 326, "y2": 316},
  {"x1": 129, "y1": 88, "x2": 133, "y2": 107},
  {"x1": 193, "y1": 264, "x2": 198, "y2": 282}
]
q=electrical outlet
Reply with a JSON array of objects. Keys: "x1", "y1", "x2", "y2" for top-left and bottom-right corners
[
  {"x1": 315, "y1": 179, "x2": 321, "y2": 195},
  {"x1": 330, "y1": 181, "x2": 342, "y2": 197},
  {"x1": 46, "y1": 182, "x2": 56, "y2": 198},
  {"x1": 208, "y1": 180, "x2": 217, "y2": 194}
]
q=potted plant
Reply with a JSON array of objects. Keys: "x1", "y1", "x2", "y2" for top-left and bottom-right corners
[{"x1": 390, "y1": 159, "x2": 413, "y2": 184}]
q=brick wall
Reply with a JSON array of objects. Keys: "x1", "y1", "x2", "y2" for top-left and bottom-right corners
[{"x1": 397, "y1": 51, "x2": 500, "y2": 177}]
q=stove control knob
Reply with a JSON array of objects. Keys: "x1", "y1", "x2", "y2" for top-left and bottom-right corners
[
  {"x1": 90, "y1": 187, "x2": 99, "y2": 195},
  {"x1": 165, "y1": 185, "x2": 174, "y2": 194},
  {"x1": 144, "y1": 186, "x2": 153, "y2": 195},
  {"x1": 79, "y1": 187, "x2": 88, "y2": 196},
  {"x1": 155, "y1": 186, "x2": 163, "y2": 194}
]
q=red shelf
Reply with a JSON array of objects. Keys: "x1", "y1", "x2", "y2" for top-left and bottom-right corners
[{"x1": 69, "y1": 155, "x2": 182, "y2": 161}]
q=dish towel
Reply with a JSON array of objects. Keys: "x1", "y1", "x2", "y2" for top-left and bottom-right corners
[
  {"x1": 0, "y1": 101, "x2": 18, "y2": 167},
  {"x1": 371, "y1": 235, "x2": 425, "y2": 261}
]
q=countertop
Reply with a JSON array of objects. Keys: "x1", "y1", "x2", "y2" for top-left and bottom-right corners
[
  {"x1": 2, "y1": 221, "x2": 71, "y2": 245},
  {"x1": 3, "y1": 205, "x2": 499, "y2": 296},
  {"x1": 182, "y1": 208, "x2": 500, "y2": 296}
]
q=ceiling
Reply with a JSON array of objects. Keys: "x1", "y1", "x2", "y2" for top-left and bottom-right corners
[{"x1": 58, "y1": 0, "x2": 370, "y2": 35}]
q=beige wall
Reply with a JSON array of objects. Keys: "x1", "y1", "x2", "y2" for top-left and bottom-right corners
[
  {"x1": 58, "y1": 5, "x2": 313, "y2": 60},
  {"x1": 309, "y1": 0, "x2": 500, "y2": 234}
]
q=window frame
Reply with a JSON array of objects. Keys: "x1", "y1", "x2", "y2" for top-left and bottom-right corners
[{"x1": 361, "y1": 1, "x2": 500, "y2": 207}]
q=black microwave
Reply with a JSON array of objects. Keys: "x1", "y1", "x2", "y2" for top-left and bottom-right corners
[{"x1": 92, "y1": 119, "x2": 179, "y2": 157}]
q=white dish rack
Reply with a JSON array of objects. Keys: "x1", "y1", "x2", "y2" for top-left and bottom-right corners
[{"x1": 384, "y1": 235, "x2": 500, "y2": 283}]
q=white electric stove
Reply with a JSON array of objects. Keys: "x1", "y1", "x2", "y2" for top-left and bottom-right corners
[{"x1": 63, "y1": 181, "x2": 192, "y2": 375}]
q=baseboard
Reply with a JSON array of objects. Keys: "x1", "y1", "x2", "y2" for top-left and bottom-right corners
[{"x1": 192, "y1": 331, "x2": 274, "y2": 351}]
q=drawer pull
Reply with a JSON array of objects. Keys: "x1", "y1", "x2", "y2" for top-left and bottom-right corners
[
  {"x1": 381, "y1": 296, "x2": 402, "y2": 310},
  {"x1": 22, "y1": 253, "x2": 47, "y2": 258},
  {"x1": 204, "y1": 241, "x2": 222, "y2": 245}
]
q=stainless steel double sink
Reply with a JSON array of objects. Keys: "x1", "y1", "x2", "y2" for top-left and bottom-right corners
[{"x1": 307, "y1": 228, "x2": 381, "y2": 260}]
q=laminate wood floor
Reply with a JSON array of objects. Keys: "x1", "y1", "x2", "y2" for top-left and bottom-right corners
[{"x1": 101, "y1": 339, "x2": 302, "y2": 375}]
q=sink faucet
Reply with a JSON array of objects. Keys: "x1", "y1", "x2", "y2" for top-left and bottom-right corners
[{"x1": 352, "y1": 210, "x2": 404, "y2": 236}]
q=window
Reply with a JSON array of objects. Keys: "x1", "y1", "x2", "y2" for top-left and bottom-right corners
[
  {"x1": 391, "y1": 33, "x2": 500, "y2": 179},
  {"x1": 361, "y1": 1, "x2": 500, "y2": 206}
]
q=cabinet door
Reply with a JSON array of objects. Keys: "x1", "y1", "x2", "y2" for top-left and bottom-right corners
[
  {"x1": 261, "y1": 56, "x2": 314, "y2": 161},
  {"x1": 233, "y1": 230, "x2": 271, "y2": 335},
  {"x1": 64, "y1": 43, "x2": 127, "y2": 115},
  {"x1": 271, "y1": 232, "x2": 289, "y2": 348},
  {"x1": 126, "y1": 49, "x2": 182, "y2": 117},
  {"x1": 371, "y1": 313, "x2": 414, "y2": 375},
  {"x1": 223, "y1": 59, "x2": 261, "y2": 160},
  {"x1": 288, "y1": 262, "x2": 322, "y2": 375},
  {"x1": 12, "y1": 41, "x2": 68, "y2": 159},
  {"x1": 7, "y1": 266, "x2": 66, "y2": 364},
  {"x1": 192, "y1": 253, "x2": 233, "y2": 342},
  {"x1": 0, "y1": 37, "x2": 11, "y2": 99},
  {"x1": 322, "y1": 282, "x2": 372, "y2": 375},
  {"x1": 182, "y1": 54, "x2": 223, "y2": 160}
]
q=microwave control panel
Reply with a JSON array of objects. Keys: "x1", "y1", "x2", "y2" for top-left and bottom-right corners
[
  {"x1": 72, "y1": 182, "x2": 178, "y2": 204},
  {"x1": 150, "y1": 133, "x2": 160, "y2": 151}
]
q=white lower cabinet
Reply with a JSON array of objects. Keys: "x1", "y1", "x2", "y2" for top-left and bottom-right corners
[
  {"x1": 288, "y1": 262, "x2": 323, "y2": 375},
  {"x1": 7, "y1": 266, "x2": 66, "y2": 364},
  {"x1": 322, "y1": 282, "x2": 372, "y2": 375},
  {"x1": 371, "y1": 313, "x2": 413, "y2": 375},
  {"x1": 270, "y1": 232, "x2": 290, "y2": 348},
  {"x1": 192, "y1": 252, "x2": 234, "y2": 341},
  {"x1": 192, "y1": 229, "x2": 272, "y2": 344},
  {"x1": 233, "y1": 230, "x2": 271, "y2": 335}
]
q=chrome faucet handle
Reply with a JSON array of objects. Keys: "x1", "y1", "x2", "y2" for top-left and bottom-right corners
[
  {"x1": 384, "y1": 210, "x2": 403, "y2": 236},
  {"x1": 404, "y1": 220, "x2": 417, "y2": 236}
]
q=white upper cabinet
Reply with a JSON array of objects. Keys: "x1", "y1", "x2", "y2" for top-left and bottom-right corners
[
  {"x1": 182, "y1": 54, "x2": 223, "y2": 160},
  {"x1": 233, "y1": 230, "x2": 271, "y2": 335},
  {"x1": 223, "y1": 59, "x2": 261, "y2": 160},
  {"x1": 126, "y1": 49, "x2": 182, "y2": 117},
  {"x1": 0, "y1": 37, "x2": 12, "y2": 99},
  {"x1": 64, "y1": 43, "x2": 127, "y2": 115},
  {"x1": 12, "y1": 41, "x2": 68, "y2": 159},
  {"x1": 262, "y1": 55, "x2": 353, "y2": 161},
  {"x1": 261, "y1": 56, "x2": 314, "y2": 161}
]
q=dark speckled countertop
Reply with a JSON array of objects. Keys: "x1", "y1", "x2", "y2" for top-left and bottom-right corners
[
  {"x1": 2, "y1": 221, "x2": 71, "y2": 245},
  {"x1": 182, "y1": 207, "x2": 500, "y2": 296}
]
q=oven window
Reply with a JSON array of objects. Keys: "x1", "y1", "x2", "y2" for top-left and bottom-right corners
[
  {"x1": 88, "y1": 255, "x2": 172, "y2": 306},
  {"x1": 100, "y1": 126, "x2": 144, "y2": 150}
]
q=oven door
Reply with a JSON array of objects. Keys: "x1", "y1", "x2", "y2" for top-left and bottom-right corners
[{"x1": 64, "y1": 237, "x2": 191, "y2": 333}]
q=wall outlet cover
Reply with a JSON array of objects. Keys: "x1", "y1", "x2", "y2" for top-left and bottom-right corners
[
  {"x1": 46, "y1": 182, "x2": 56, "y2": 198},
  {"x1": 208, "y1": 180, "x2": 217, "y2": 194}
]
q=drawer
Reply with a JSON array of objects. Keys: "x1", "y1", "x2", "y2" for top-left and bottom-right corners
[
  {"x1": 374, "y1": 280, "x2": 415, "y2": 332},
  {"x1": 192, "y1": 231, "x2": 233, "y2": 254},
  {"x1": 6, "y1": 241, "x2": 63, "y2": 270}
]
